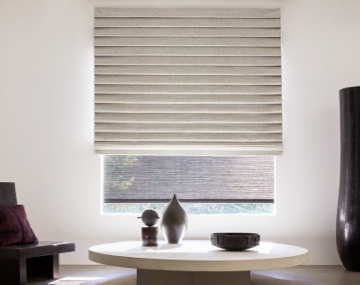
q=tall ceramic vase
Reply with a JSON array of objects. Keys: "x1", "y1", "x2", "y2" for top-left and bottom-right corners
[
  {"x1": 160, "y1": 194, "x2": 188, "y2": 244},
  {"x1": 337, "y1": 86, "x2": 360, "y2": 271}
]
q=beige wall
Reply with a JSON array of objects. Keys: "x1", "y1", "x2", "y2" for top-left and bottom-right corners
[{"x1": 1, "y1": 0, "x2": 360, "y2": 265}]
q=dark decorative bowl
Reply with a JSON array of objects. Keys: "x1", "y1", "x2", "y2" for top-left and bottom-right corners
[{"x1": 211, "y1": 233, "x2": 260, "y2": 251}]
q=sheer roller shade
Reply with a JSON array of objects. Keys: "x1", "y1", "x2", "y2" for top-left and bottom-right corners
[
  {"x1": 94, "y1": 7, "x2": 282, "y2": 156},
  {"x1": 103, "y1": 155, "x2": 274, "y2": 203}
]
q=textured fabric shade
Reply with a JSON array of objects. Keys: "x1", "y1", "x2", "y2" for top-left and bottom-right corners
[
  {"x1": 94, "y1": 7, "x2": 282, "y2": 155},
  {"x1": 103, "y1": 155, "x2": 274, "y2": 203}
]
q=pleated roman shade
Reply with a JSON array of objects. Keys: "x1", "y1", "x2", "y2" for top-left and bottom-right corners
[{"x1": 94, "y1": 7, "x2": 282, "y2": 156}]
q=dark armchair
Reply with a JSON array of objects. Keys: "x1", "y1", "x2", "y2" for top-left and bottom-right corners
[{"x1": 0, "y1": 182, "x2": 75, "y2": 285}]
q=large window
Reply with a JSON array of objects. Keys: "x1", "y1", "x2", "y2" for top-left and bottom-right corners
[{"x1": 94, "y1": 7, "x2": 282, "y2": 214}]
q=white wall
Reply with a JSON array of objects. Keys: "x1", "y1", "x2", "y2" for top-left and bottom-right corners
[{"x1": 1, "y1": 0, "x2": 360, "y2": 265}]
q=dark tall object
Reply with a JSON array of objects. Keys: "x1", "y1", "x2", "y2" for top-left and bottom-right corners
[
  {"x1": 337, "y1": 86, "x2": 360, "y2": 272},
  {"x1": 160, "y1": 194, "x2": 188, "y2": 244}
]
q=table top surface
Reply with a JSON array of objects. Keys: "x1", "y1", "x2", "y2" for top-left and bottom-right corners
[{"x1": 89, "y1": 240, "x2": 308, "y2": 272}]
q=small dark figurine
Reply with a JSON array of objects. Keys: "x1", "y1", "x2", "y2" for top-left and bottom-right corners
[
  {"x1": 138, "y1": 209, "x2": 159, "y2": 246},
  {"x1": 139, "y1": 209, "x2": 160, "y2": 227}
]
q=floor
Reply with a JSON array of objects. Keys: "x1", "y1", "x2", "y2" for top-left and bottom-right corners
[{"x1": 23, "y1": 265, "x2": 360, "y2": 285}]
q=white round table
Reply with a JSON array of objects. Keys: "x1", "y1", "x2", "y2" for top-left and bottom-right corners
[{"x1": 89, "y1": 241, "x2": 308, "y2": 285}]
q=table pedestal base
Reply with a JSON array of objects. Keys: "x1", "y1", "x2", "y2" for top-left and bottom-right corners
[{"x1": 137, "y1": 269, "x2": 250, "y2": 285}]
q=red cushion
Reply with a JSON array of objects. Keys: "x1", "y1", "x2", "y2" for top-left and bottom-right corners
[{"x1": 0, "y1": 205, "x2": 38, "y2": 246}]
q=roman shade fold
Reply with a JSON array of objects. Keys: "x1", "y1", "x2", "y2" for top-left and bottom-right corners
[{"x1": 94, "y1": 7, "x2": 282, "y2": 156}]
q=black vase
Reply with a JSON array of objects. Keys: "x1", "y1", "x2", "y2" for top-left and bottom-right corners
[{"x1": 337, "y1": 86, "x2": 360, "y2": 271}]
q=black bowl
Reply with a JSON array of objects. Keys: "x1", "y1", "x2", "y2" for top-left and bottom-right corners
[{"x1": 211, "y1": 233, "x2": 260, "y2": 251}]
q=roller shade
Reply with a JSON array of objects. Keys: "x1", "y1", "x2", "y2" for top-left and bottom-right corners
[
  {"x1": 103, "y1": 155, "x2": 274, "y2": 203},
  {"x1": 94, "y1": 7, "x2": 282, "y2": 156}
]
